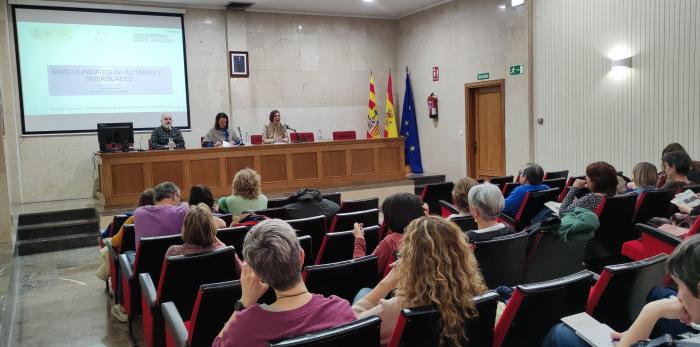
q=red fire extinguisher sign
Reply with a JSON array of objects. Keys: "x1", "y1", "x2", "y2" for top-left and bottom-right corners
[{"x1": 432, "y1": 67, "x2": 439, "y2": 81}]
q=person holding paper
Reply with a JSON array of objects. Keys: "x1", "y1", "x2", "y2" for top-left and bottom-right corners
[
  {"x1": 150, "y1": 113, "x2": 186, "y2": 150},
  {"x1": 204, "y1": 112, "x2": 240, "y2": 147},
  {"x1": 542, "y1": 236, "x2": 700, "y2": 347},
  {"x1": 262, "y1": 110, "x2": 289, "y2": 144}
]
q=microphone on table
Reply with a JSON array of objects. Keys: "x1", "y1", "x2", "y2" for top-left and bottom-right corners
[
  {"x1": 285, "y1": 124, "x2": 303, "y2": 143},
  {"x1": 284, "y1": 124, "x2": 297, "y2": 132},
  {"x1": 237, "y1": 126, "x2": 245, "y2": 146}
]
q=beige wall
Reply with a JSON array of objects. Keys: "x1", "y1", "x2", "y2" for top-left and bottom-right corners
[
  {"x1": 395, "y1": 0, "x2": 531, "y2": 182},
  {"x1": 0, "y1": 0, "x2": 15, "y2": 243}
]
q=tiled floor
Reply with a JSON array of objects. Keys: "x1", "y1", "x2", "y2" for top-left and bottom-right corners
[{"x1": 7, "y1": 247, "x2": 140, "y2": 346}]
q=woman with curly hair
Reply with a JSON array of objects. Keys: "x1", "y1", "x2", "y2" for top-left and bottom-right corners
[
  {"x1": 353, "y1": 216, "x2": 488, "y2": 346},
  {"x1": 217, "y1": 168, "x2": 268, "y2": 216}
]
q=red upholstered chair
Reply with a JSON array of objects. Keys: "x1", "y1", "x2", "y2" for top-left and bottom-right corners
[
  {"x1": 543, "y1": 170, "x2": 569, "y2": 180},
  {"x1": 439, "y1": 200, "x2": 459, "y2": 217},
  {"x1": 419, "y1": 182, "x2": 454, "y2": 215},
  {"x1": 472, "y1": 232, "x2": 529, "y2": 288},
  {"x1": 656, "y1": 174, "x2": 667, "y2": 188},
  {"x1": 565, "y1": 175, "x2": 586, "y2": 187},
  {"x1": 584, "y1": 194, "x2": 638, "y2": 270},
  {"x1": 332, "y1": 130, "x2": 357, "y2": 141},
  {"x1": 500, "y1": 188, "x2": 560, "y2": 230},
  {"x1": 250, "y1": 134, "x2": 262, "y2": 144},
  {"x1": 328, "y1": 208, "x2": 379, "y2": 233},
  {"x1": 488, "y1": 175, "x2": 515, "y2": 191},
  {"x1": 501, "y1": 182, "x2": 521, "y2": 197},
  {"x1": 632, "y1": 189, "x2": 676, "y2": 225},
  {"x1": 493, "y1": 270, "x2": 594, "y2": 347},
  {"x1": 387, "y1": 291, "x2": 499, "y2": 347},
  {"x1": 338, "y1": 197, "x2": 379, "y2": 213},
  {"x1": 304, "y1": 255, "x2": 378, "y2": 302},
  {"x1": 314, "y1": 225, "x2": 380, "y2": 265},
  {"x1": 521, "y1": 229, "x2": 587, "y2": 284},
  {"x1": 287, "y1": 215, "x2": 327, "y2": 262},
  {"x1": 586, "y1": 254, "x2": 667, "y2": 332},
  {"x1": 542, "y1": 177, "x2": 566, "y2": 192},
  {"x1": 621, "y1": 219, "x2": 700, "y2": 261},
  {"x1": 322, "y1": 192, "x2": 342, "y2": 205},
  {"x1": 215, "y1": 226, "x2": 250, "y2": 260},
  {"x1": 243, "y1": 206, "x2": 290, "y2": 220},
  {"x1": 269, "y1": 316, "x2": 381, "y2": 346},
  {"x1": 290, "y1": 132, "x2": 314, "y2": 142},
  {"x1": 140, "y1": 247, "x2": 239, "y2": 347}
]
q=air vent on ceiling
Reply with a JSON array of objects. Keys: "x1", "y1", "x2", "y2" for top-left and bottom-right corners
[{"x1": 225, "y1": 1, "x2": 255, "y2": 10}]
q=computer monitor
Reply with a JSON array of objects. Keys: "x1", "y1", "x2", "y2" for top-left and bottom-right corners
[{"x1": 97, "y1": 122, "x2": 134, "y2": 153}]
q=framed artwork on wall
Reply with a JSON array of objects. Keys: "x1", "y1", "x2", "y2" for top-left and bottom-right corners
[{"x1": 229, "y1": 51, "x2": 249, "y2": 78}]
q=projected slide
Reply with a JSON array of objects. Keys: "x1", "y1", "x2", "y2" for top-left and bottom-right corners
[{"x1": 14, "y1": 7, "x2": 190, "y2": 133}]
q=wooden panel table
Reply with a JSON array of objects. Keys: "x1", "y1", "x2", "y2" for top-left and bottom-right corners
[{"x1": 96, "y1": 138, "x2": 406, "y2": 208}]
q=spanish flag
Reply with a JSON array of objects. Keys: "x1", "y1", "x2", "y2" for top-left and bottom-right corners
[
  {"x1": 366, "y1": 73, "x2": 380, "y2": 138},
  {"x1": 384, "y1": 73, "x2": 398, "y2": 138}
]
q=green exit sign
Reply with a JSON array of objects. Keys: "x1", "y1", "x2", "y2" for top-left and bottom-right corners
[
  {"x1": 477, "y1": 73, "x2": 489, "y2": 80},
  {"x1": 510, "y1": 64, "x2": 525, "y2": 75}
]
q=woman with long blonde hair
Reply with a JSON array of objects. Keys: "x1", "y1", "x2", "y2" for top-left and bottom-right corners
[{"x1": 353, "y1": 216, "x2": 487, "y2": 346}]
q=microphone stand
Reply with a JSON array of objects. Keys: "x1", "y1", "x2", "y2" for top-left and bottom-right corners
[
  {"x1": 237, "y1": 126, "x2": 245, "y2": 146},
  {"x1": 286, "y1": 125, "x2": 304, "y2": 143}
]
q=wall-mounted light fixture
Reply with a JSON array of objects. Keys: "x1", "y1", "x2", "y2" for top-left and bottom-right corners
[
  {"x1": 511, "y1": 0, "x2": 525, "y2": 6},
  {"x1": 608, "y1": 46, "x2": 632, "y2": 79}
]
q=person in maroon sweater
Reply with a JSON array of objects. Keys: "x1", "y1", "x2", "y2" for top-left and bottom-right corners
[
  {"x1": 213, "y1": 219, "x2": 355, "y2": 347},
  {"x1": 352, "y1": 192, "x2": 426, "y2": 277}
]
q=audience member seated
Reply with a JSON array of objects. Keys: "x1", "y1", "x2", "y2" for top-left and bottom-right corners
[
  {"x1": 352, "y1": 192, "x2": 426, "y2": 276},
  {"x1": 213, "y1": 219, "x2": 355, "y2": 347},
  {"x1": 107, "y1": 188, "x2": 154, "y2": 250},
  {"x1": 542, "y1": 235, "x2": 700, "y2": 347},
  {"x1": 284, "y1": 188, "x2": 340, "y2": 224},
  {"x1": 165, "y1": 203, "x2": 226, "y2": 257},
  {"x1": 188, "y1": 184, "x2": 226, "y2": 228},
  {"x1": 661, "y1": 151, "x2": 696, "y2": 190},
  {"x1": 353, "y1": 216, "x2": 488, "y2": 346},
  {"x1": 503, "y1": 163, "x2": 549, "y2": 216},
  {"x1": 560, "y1": 162, "x2": 617, "y2": 216},
  {"x1": 661, "y1": 143, "x2": 700, "y2": 184},
  {"x1": 133, "y1": 181, "x2": 188, "y2": 243},
  {"x1": 217, "y1": 168, "x2": 268, "y2": 217},
  {"x1": 465, "y1": 183, "x2": 513, "y2": 242},
  {"x1": 625, "y1": 162, "x2": 659, "y2": 198},
  {"x1": 447, "y1": 177, "x2": 479, "y2": 220}
]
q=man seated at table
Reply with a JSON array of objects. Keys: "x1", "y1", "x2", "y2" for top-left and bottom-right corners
[
  {"x1": 150, "y1": 113, "x2": 186, "y2": 150},
  {"x1": 133, "y1": 181, "x2": 188, "y2": 244}
]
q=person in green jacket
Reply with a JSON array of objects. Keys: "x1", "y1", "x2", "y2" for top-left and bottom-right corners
[{"x1": 218, "y1": 168, "x2": 268, "y2": 217}]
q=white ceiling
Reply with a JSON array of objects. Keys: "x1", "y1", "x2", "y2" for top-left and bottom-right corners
[{"x1": 129, "y1": 0, "x2": 454, "y2": 19}]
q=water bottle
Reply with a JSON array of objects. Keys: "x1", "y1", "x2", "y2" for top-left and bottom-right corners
[
  {"x1": 244, "y1": 132, "x2": 250, "y2": 144},
  {"x1": 317, "y1": 129, "x2": 322, "y2": 141},
  {"x1": 168, "y1": 137, "x2": 174, "y2": 150}
]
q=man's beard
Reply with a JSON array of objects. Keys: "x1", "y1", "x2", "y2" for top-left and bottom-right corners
[{"x1": 164, "y1": 124, "x2": 172, "y2": 131}]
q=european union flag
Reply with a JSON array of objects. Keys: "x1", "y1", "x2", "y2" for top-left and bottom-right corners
[{"x1": 399, "y1": 72, "x2": 423, "y2": 173}]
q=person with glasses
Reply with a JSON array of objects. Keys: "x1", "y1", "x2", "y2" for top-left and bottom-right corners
[
  {"x1": 132, "y1": 181, "x2": 189, "y2": 245},
  {"x1": 150, "y1": 113, "x2": 186, "y2": 150},
  {"x1": 502, "y1": 163, "x2": 550, "y2": 217}
]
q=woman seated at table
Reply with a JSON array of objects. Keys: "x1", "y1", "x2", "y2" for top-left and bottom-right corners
[
  {"x1": 204, "y1": 112, "x2": 239, "y2": 146},
  {"x1": 262, "y1": 110, "x2": 289, "y2": 144}
]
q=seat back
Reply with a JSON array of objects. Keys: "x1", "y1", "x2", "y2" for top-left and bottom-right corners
[
  {"x1": 488, "y1": 176, "x2": 514, "y2": 190},
  {"x1": 329, "y1": 209, "x2": 379, "y2": 233},
  {"x1": 514, "y1": 188, "x2": 560, "y2": 229},
  {"x1": 565, "y1": 175, "x2": 587, "y2": 187},
  {"x1": 449, "y1": 215, "x2": 478, "y2": 232},
  {"x1": 339, "y1": 197, "x2": 379, "y2": 213},
  {"x1": 214, "y1": 213, "x2": 233, "y2": 227},
  {"x1": 134, "y1": 234, "x2": 184, "y2": 287},
  {"x1": 585, "y1": 194, "x2": 637, "y2": 264},
  {"x1": 633, "y1": 189, "x2": 676, "y2": 225},
  {"x1": 419, "y1": 182, "x2": 455, "y2": 215},
  {"x1": 684, "y1": 184, "x2": 700, "y2": 193},
  {"x1": 216, "y1": 226, "x2": 249, "y2": 259},
  {"x1": 439, "y1": 200, "x2": 459, "y2": 217},
  {"x1": 188, "y1": 280, "x2": 241, "y2": 347},
  {"x1": 290, "y1": 132, "x2": 315, "y2": 142},
  {"x1": 269, "y1": 316, "x2": 381, "y2": 347},
  {"x1": 298, "y1": 235, "x2": 313, "y2": 267},
  {"x1": 111, "y1": 214, "x2": 129, "y2": 237},
  {"x1": 267, "y1": 197, "x2": 289, "y2": 208},
  {"x1": 322, "y1": 192, "x2": 342, "y2": 205},
  {"x1": 522, "y1": 230, "x2": 586, "y2": 283},
  {"x1": 587, "y1": 254, "x2": 667, "y2": 332},
  {"x1": 315, "y1": 226, "x2": 380, "y2": 264},
  {"x1": 250, "y1": 135, "x2": 262, "y2": 144},
  {"x1": 332, "y1": 130, "x2": 357, "y2": 141},
  {"x1": 287, "y1": 215, "x2": 327, "y2": 261},
  {"x1": 494, "y1": 270, "x2": 594, "y2": 347},
  {"x1": 473, "y1": 232, "x2": 529, "y2": 288},
  {"x1": 388, "y1": 291, "x2": 499, "y2": 347},
  {"x1": 542, "y1": 178, "x2": 566, "y2": 192},
  {"x1": 305, "y1": 255, "x2": 379, "y2": 302},
  {"x1": 544, "y1": 170, "x2": 569, "y2": 180},
  {"x1": 158, "y1": 247, "x2": 239, "y2": 320},
  {"x1": 245, "y1": 206, "x2": 289, "y2": 220},
  {"x1": 502, "y1": 182, "x2": 521, "y2": 197},
  {"x1": 122, "y1": 224, "x2": 136, "y2": 253}
]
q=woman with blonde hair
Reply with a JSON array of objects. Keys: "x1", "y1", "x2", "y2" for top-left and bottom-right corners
[
  {"x1": 626, "y1": 162, "x2": 659, "y2": 196},
  {"x1": 217, "y1": 168, "x2": 268, "y2": 216},
  {"x1": 353, "y1": 216, "x2": 488, "y2": 346},
  {"x1": 165, "y1": 203, "x2": 225, "y2": 257},
  {"x1": 448, "y1": 177, "x2": 479, "y2": 219}
]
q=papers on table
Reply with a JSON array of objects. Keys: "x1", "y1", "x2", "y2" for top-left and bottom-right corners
[
  {"x1": 222, "y1": 141, "x2": 234, "y2": 148},
  {"x1": 545, "y1": 201, "x2": 561, "y2": 214},
  {"x1": 671, "y1": 189, "x2": 700, "y2": 208},
  {"x1": 561, "y1": 312, "x2": 615, "y2": 347}
]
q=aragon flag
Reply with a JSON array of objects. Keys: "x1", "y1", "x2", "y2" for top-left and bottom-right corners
[
  {"x1": 366, "y1": 73, "x2": 380, "y2": 138},
  {"x1": 399, "y1": 71, "x2": 423, "y2": 173},
  {"x1": 384, "y1": 73, "x2": 398, "y2": 138}
]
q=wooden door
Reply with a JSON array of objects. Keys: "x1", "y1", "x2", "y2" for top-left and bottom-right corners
[{"x1": 465, "y1": 81, "x2": 505, "y2": 179}]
